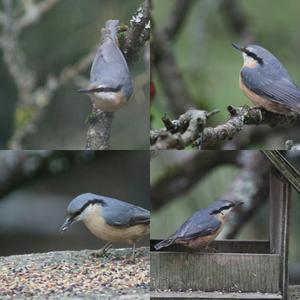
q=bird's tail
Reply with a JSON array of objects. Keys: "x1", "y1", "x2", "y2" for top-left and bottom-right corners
[{"x1": 154, "y1": 238, "x2": 174, "y2": 250}]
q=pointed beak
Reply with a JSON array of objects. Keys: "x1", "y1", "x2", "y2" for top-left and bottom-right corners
[
  {"x1": 235, "y1": 201, "x2": 244, "y2": 207},
  {"x1": 60, "y1": 217, "x2": 75, "y2": 233},
  {"x1": 232, "y1": 43, "x2": 243, "y2": 52},
  {"x1": 77, "y1": 88, "x2": 91, "y2": 94}
]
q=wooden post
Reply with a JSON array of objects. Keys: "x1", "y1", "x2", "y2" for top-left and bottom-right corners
[{"x1": 269, "y1": 171, "x2": 291, "y2": 300}]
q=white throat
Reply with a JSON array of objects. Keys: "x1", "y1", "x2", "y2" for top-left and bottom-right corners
[
  {"x1": 242, "y1": 52, "x2": 258, "y2": 67},
  {"x1": 220, "y1": 207, "x2": 233, "y2": 217}
]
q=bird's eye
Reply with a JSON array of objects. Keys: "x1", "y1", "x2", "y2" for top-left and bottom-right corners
[
  {"x1": 245, "y1": 49, "x2": 263, "y2": 64},
  {"x1": 221, "y1": 204, "x2": 234, "y2": 210},
  {"x1": 72, "y1": 211, "x2": 81, "y2": 218}
]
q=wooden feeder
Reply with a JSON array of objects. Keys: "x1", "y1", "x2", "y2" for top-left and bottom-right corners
[{"x1": 151, "y1": 151, "x2": 300, "y2": 300}]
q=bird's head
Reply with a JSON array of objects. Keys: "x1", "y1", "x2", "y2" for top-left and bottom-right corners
[
  {"x1": 60, "y1": 193, "x2": 105, "y2": 232},
  {"x1": 208, "y1": 199, "x2": 242, "y2": 217}
]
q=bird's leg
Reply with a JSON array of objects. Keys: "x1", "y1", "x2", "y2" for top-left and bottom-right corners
[
  {"x1": 101, "y1": 242, "x2": 113, "y2": 254},
  {"x1": 125, "y1": 242, "x2": 137, "y2": 263},
  {"x1": 92, "y1": 242, "x2": 112, "y2": 257}
]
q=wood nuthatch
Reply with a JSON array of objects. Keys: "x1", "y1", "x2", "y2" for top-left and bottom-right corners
[
  {"x1": 60, "y1": 193, "x2": 149, "y2": 258},
  {"x1": 233, "y1": 43, "x2": 300, "y2": 115},
  {"x1": 154, "y1": 199, "x2": 238, "y2": 250},
  {"x1": 78, "y1": 20, "x2": 133, "y2": 112}
]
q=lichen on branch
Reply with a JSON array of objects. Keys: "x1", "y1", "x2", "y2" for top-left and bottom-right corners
[{"x1": 150, "y1": 106, "x2": 298, "y2": 150}]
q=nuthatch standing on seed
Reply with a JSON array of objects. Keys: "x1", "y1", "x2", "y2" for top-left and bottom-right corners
[
  {"x1": 233, "y1": 43, "x2": 300, "y2": 115},
  {"x1": 60, "y1": 193, "x2": 150, "y2": 258},
  {"x1": 154, "y1": 199, "x2": 238, "y2": 250},
  {"x1": 78, "y1": 20, "x2": 133, "y2": 112}
]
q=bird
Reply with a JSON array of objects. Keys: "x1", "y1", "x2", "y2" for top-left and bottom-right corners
[
  {"x1": 60, "y1": 193, "x2": 150, "y2": 258},
  {"x1": 78, "y1": 20, "x2": 133, "y2": 112},
  {"x1": 233, "y1": 43, "x2": 300, "y2": 115},
  {"x1": 154, "y1": 199, "x2": 238, "y2": 251}
]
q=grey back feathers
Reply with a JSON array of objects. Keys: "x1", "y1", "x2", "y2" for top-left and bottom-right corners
[
  {"x1": 154, "y1": 199, "x2": 234, "y2": 250},
  {"x1": 67, "y1": 193, "x2": 149, "y2": 227},
  {"x1": 171, "y1": 205, "x2": 221, "y2": 241},
  {"x1": 241, "y1": 45, "x2": 300, "y2": 113},
  {"x1": 90, "y1": 19, "x2": 133, "y2": 100}
]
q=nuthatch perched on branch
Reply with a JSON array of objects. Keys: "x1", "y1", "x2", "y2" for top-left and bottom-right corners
[
  {"x1": 60, "y1": 193, "x2": 149, "y2": 258},
  {"x1": 233, "y1": 43, "x2": 300, "y2": 115},
  {"x1": 154, "y1": 199, "x2": 238, "y2": 250},
  {"x1": 79, "y1": 20, "x2": 133, "y2": 112}
]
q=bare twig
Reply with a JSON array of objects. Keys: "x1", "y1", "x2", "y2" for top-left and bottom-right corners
[
  {"x1": 0, "y1": 0, "x2": 97, "y2": 148},
  {"x1": 9, "y1": 49, "x2": 95, "y2": 149},
  {"x1": 201, "y1": 106, "x2": 298, "y2": 149},
  {"x1": 150, "y1": 106, "x2": 298, "y2": 150},
  {"x1": 16, "y1": 0, "x2": 60, "y2": 30},
  {"x1": 150, "y1": 109, "x2": 219, "y2": 150}
]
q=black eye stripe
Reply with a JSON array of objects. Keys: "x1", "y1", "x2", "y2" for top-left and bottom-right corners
[
  {"x1": 92, "y1": 85, "x2": 122, "y2": 93},
  {"x1": 210, "y1": 204, "x2": 234, "y2": 215},
  {"x1": 73, "y1": 198, "x2": 106, "y2": 217},
  {"x1": 244, "y1": 49, "x2": 263, "y2": 64}
]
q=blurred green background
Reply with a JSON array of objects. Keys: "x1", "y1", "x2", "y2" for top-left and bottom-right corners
[
  {"x1": 151, "y1": 150, "x2": 300, "y2": 284},
  {"x1": 151, "y1": 0, "x2": 300, "y2": 148},
  {"x1": 0, "y1": 0, "x2": 149, "y2": 149}
]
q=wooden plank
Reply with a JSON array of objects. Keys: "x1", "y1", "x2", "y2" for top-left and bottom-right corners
[
  {"x1": 288, "y1": 285, "x2": 300, "y2": 300},
  {"x1": 151, "y1": 291, "x2": 282, "y2": 299},
  {"x1": 262, "y1": 150, "x2": 300, "y2": 193},
  {"x1": 269, "y1": 172, "x2": 291, "y2": 300},
  {"x1": 151, "y1": 252, "x2": 280, "y2": 293},
  {"x1": 151, "y1": 240, "x2": 270, "y2": 254}
]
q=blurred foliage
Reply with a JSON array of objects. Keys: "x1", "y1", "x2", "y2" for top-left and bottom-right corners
[{"x1": 151, "y1": 0, "x2": 300, "y2": 130}]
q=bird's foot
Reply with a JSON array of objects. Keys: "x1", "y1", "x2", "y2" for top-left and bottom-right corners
[
  {"x1": 204, "y1": 245, "x2": 217, "y2": 253},
  {"x1": 90, "y1": 251, "x2": 109, "y2": 258},
  {"x1": 126, "y1": 256, "x2": 136, "y2": 264},
  {"x1": 91, "y1": 242, "x2": 112, "y2": 258}
]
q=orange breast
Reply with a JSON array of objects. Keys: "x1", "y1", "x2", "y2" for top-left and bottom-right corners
[
  {"x1": 239, "y1": 74, "x2": 290, "y2": 114},
  {"x1": 176, "y1": 225, "x2": 223, "y2": 249}
]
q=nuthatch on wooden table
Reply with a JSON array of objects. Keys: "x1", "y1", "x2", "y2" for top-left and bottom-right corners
[
  {"x1": 154, "y1": 199, "x2": 239, "y2": 250},
  {"x1": 233, "y1": 43, "x2": 300, "y2": 115},
  {"x1": 78, "y1": 20, "x2": 133, "y2": 112},
  {"x1": 60, "y1": 193, "x2": 149, "y2": 258}
]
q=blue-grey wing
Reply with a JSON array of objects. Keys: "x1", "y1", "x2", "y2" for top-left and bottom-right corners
[
  {"x1": 101, "y1": 197, "x2": 150, "y2": 227},
  {"x1": 171, "y1": 209, "x2": 221, "y2": 241},
  {"x1": 241, "y1": 65, "x2": 300, "y2": 113},
  {"x1": 90, "y1": 39, "x2": 133, "y2": 98}
]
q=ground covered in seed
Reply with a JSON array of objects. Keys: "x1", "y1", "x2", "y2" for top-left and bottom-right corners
[{"x1": 0, "y1": 247, "x2": 149, "y2": 299}]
